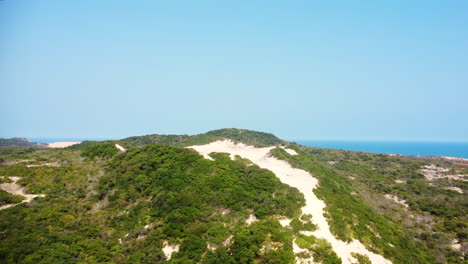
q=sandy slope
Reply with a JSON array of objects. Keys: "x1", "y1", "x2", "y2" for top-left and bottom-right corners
[
  {"x1": 0, "y1": 177, "x2": 45, "y2": 210},
  {"x1": 48, "y1": 142, "x2": 80, "y2": 148},
  {"x1": 189, "y1": 140, "x2": 392, "y2": 264}
]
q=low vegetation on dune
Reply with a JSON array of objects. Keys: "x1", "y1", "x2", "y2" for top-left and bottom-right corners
[
  {"x1": 121, "y1": 128, "x2": 284, "y2": 148},
  {"x1": 0, "y1": 189, "x2": 25, "y2": 206},
  {"x1": 0, "y1": 129, "x2": 466, "y2": 263},
  {"x1": 0, "y1": 136, "x2": 303, "y2": 263},
  {"x1": 274, "y1": 145, "x2": 466, "y2": 263}
]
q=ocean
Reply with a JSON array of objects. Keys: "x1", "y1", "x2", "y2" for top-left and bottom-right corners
[{"x1": 296, "y1": 141, "x2": 468, "y2": 159}]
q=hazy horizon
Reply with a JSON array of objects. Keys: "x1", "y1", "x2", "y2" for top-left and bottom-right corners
[
  {"x1": 20, "y1": 132, "x2": 468, "y2": 144},
  {"x1": 2, "y1": 1, "x2": 468, "y2": 141}
]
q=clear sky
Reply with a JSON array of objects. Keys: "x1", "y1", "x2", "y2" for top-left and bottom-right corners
[{"x1": 1, "y1": 1, "x2": 468, "y2": 141}]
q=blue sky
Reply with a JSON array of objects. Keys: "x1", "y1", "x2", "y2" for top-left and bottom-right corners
[{"x1": 1, "y1": 1, "x2": 468, "y2": 141}]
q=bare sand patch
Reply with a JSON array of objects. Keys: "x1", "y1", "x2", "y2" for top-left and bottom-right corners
[
  {"x1": 26, "y1": 162, "x2": 60, "y2": 168},
  {"x1": 2, "y1": 159, "x2": 34, "y2": 165},
  {"x1": 384, "y1": 194, "x2": 409, "y2": 208},
  {"x1": 189, "y1": 140, "x2": 392, "y2": 264},
  {"x1": 162, "y1": 241, "x2": 180, "y2": 260},
  {"x1": 280, "y1": 146, "x2": 298, "y2": 155},
  {"x1": 245, "y1": 214, "x2": 258, "y2": 225},
  {"x1": 420, "y1": 164, "x2": 467, "y2": 181},
  {"x1": 223, "y1": 235, "x2": 234, "y2": 246},
  {"x1": 451, "y1": 239, "x2": 462, "y2": 251},
  {"x1": 442, "y1": 156, "x2": 468, "y2": 163},
  {"x1": 444, "y1": 187, "x2": 463, "y2": 194},
  {"x1": 293, "y1": 239, "x2": 315, "y2": 264},
  {"x1": 279, "y1": 218, "x2": 292, "y2": 227},
  {"x1": 115, "y1": 144, "x2": 126, "y2": 152},
  {"x1": 48, "y1": 142, "x2": 80, "y2": 148}
]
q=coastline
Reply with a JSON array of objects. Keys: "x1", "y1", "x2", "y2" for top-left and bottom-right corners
[
  {"x1": 297, "y1": 140, "x2": 468, "y2": 160},
  {"x1": 440, "y1": 156, "x2": 468, "y2": 163}
]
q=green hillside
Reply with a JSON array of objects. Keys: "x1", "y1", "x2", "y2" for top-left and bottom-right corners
[
  {"x1": 121, "y1": 128, "x2": 285, "y2": 147},
  {"x1": 0, "y1": 138, "x2": 46, "y2": 148},
  {"x1": 0, "y1": 129, "x2": 466, "y2": 263}
]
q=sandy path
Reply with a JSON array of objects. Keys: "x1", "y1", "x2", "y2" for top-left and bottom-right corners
[
  {"x1": 0, "y1": 177, "x2": 45, "y2": 210},
  {"x1": 189, "y1": 140, "x2": 392, "y2": 264}
]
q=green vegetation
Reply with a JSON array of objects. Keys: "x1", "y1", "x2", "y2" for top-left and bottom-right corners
[
  {"x1": 0, "y1": 129, "x2": 465, "y2": 263},
  {"x1": 0, "y1": 141, "x2": 303, "y2": 263},
  {"x1": 273, "y1": 146, "x2": 467, "y2": 263},
  {"x1": 0, "y1": 138, "x2": 46, "y2": 148},
  {"x1": 295, "y1": 234, "x2": 341, "y2": 264},
  {"x1": 0, "y1": 177, "x2": 12, "y2": 184},
  {"x1": 0, "y1": 146, "x2": 36, "y2": 160},
  {"x1": 351, "y1": 253, "x2": 371, "y2": 264},
  {"x1": 271, "y1": 147, "x2": 438, "y2": 263},
  {"x1": 289, "y1": 215, "x2": 316, "y2": 233},
  {"x1": 78, "y1": 141, "x2": 121, "y2": 158},
  {"x1": 121, "y1": 128, "x2": 284, "y2": 147},
  {"x1": 0, "y1": 190, "x2": 25, "y2": 206},
  {"x1": 297, "y1": 146, "x2": 467, "y2": 263},
  {"x1": 0, "y1": 164, "x2": 34, "y2": 177}
]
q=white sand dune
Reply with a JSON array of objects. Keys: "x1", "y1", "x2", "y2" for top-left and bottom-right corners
[
  {"x1": 0, "y1": 177, "x2": 45, "y2": 210},
  {"x1": 189, "y1": 140, "x2": 392, "y2": 264},
  {"x1": 48, "y1": 142, "x2": 80, "y2": 148}
]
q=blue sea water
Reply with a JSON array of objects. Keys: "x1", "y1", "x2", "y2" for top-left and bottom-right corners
[{"x1": 296, "y1": 141, "x2": 468, "y2": 159}]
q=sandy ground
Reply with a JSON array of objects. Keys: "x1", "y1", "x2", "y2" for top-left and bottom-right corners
[
  {"x1": 0, "y1": 176, "x2": 45, "y2": 210},
  {"x1": 451, "y1": 239, "x2": 462, "y2": 251},
  {"x1": 384, "y1": 194, "x2": 409, "y2": 208},
  {"x1": 26, "y1": 162, "x2": 60, "y2": 168},
  {"x1": 162, "y1": 241, "x2": 180, "y2": 260},
  {"x1": 444, "y1": 187, "x2": 463, "y2": 194},
  {"x1": 189, "y1": 140, "x2": 392, "y2": 264},
  {"x1": 420, "y1": 164, "x2": 467, "y2": 182},
  {"x1": 2, "y1": 159, "x2": 34, "y2": 165},
  {"x1": 280, "y1": 146, "x2": 298, "y2": 155},
  {"x1": 48, "y1": 142, "x2": 80, "y2": 148},
  {"x1": 115, "y1": 144, "x2": 126, "y2": 152},
  {"x1": 245, "y1": 214, "x2": 259, "y2": 225},
  {"x1": 279, "y1": 218, "x2": 292, "y2": 227},
  {"x1": 442, "y1": 156, "x2": 468, "y2": 163},
  {"x1": 293, "y1": 239, "x2": 315, "y2": 264}
]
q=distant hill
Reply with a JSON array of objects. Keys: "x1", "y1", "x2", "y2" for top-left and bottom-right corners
[
  {"x1": 0, "y1": 138, "x2": 47, "y2": 147},
  {"x1": 121, "y1": 128, "x2": 285, "y2": 147}
]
